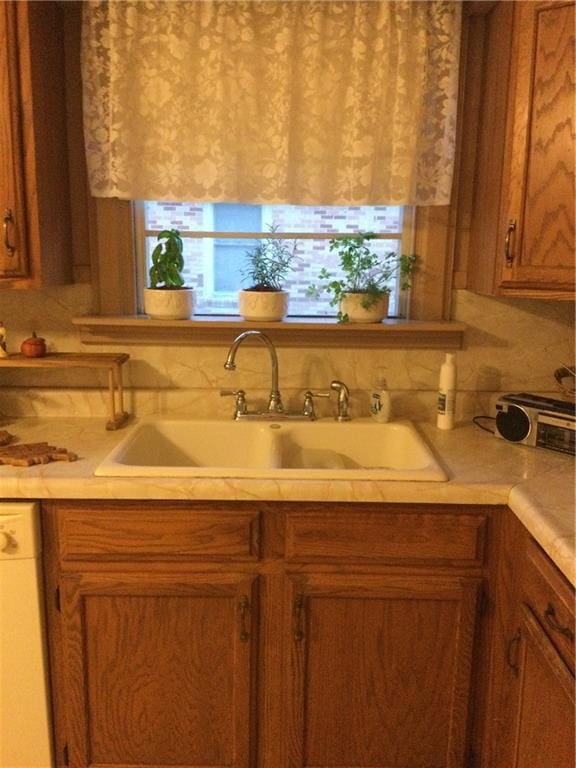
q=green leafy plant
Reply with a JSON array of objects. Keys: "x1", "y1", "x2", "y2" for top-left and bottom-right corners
[
  {"x1": 149, "y1": 229, "x2": 186, "y2": 288},
  {"x1": 242, "y1": 225, "x2": 298, "y2": 291},
  {"x1": 307, "y1": 231, "x2": 417, "y2": 322}
]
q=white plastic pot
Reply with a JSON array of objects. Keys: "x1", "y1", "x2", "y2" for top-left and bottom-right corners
[
  {"x1": 339, "y1": 292, "x2": 389, "y2": 323},
  {"x1": 238, "y1": 290, "x2": 288, "y2": 322},
  {"x1": 143, "y1": 288, "x2": 195, "y2": 320}
]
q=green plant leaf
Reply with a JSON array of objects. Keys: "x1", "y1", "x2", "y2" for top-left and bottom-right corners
[{"x1": 148, "y1": 228, "x2": 185, "y2": 288}]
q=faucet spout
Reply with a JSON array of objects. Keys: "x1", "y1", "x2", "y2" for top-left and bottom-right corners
[{"x1": 224, "y1": 330, "x2": 284, "y2": 414}]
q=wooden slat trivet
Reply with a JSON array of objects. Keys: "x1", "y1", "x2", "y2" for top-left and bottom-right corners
[{"x1": 0, "y1": 441, "x2": 78, "y2": 466}]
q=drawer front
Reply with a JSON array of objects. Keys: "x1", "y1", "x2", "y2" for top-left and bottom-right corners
[
  {"x1": 285, "y1": 510, "x2": 487, "y2": 565},
  {"x1": 525, "y1": 539, "x2": 575, "y2": 672},
  {"x1": 57, "y1": 505, "x2": 260, "y2": 561}
]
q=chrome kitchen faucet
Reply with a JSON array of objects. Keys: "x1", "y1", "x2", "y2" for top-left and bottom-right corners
[{"x1": 221, "y1": 330, "x2": 351, "y2": 421}]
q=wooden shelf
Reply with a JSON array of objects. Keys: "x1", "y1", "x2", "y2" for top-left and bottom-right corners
[
  {"x1": 0, "y1": 353, "x2": 130, "y2": 430},
  {"x1": 72, "y1": 316, "x2": 466, "y2": 348}
]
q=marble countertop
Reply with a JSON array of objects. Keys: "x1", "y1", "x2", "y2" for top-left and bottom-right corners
[{"x1": 0, "y1": 417, "x2": 573, "y2": 584}]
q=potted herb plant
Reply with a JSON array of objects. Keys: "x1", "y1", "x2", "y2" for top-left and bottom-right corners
[
  {"x1": 307, "y1": 232, "x2": 417, "y2": 323},
  {"x1": 238, "y1": 226, "x2": 298, "y2": 322},
  {"x1": 143, "y1": 229, "x2": 194, "y2": 320}
]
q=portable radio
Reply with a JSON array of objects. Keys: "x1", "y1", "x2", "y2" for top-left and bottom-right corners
[{"x1": 494, "y1": 393, "x2": 575, "y2": 456}]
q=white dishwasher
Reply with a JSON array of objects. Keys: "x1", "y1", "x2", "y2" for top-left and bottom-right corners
[{"x1": 0, "y1": 502, "x2": 54, "y2": 768}]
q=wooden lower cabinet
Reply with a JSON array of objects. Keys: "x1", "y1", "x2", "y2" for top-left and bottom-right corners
[
  {"x1": 483, "y1": 510, "x2": 575, "y2": 768},
  {"x1": 283, "y1": 573, "x2": 481, "y2": 768},
  {"x1": 60, "y1": 571, "x2": 258, "y2": 768},
  {"x1": 510, "y1": 605, "x2": 575, "y2": 768},
  {"x1": 43, "y1": 501, "x2": 496, "y2": 768}
]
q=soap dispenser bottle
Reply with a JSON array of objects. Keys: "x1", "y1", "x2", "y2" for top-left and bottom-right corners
[
  {"x1": 437, "y1": 353, "x2": 456, "y2": 430},
  {"x1": 370, "y1": 379, "x2": 391, "y2": 423}
]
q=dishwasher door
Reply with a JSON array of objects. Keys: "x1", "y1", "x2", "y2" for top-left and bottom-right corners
[{"x1": 0, "y1": 502, "x2": 54, "y2": 768}]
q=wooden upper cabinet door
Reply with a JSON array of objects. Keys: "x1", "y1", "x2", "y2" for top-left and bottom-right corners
[
  {"x1": 508, "y1": 605, "x2": 575, "y2": 768},
  {"x1": 0, "y1": 1, "x2": 71, "y2": 288},
  {"x1": 499, "y1": 1, "x2": 575, "y2": 296},
  {"x1": 60, "y1": 571, "x2": 257, "y2": 768},
  {"x1": 0, "y1": 2, "x2": 28, "y2": 279},
  {"x1": 283, "y1": 573, "x2": 481, "y2": 768}
]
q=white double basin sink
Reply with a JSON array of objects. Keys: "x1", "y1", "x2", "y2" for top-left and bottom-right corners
[{"x1": 95, "y1": 418, "x2": 447, "y2": 481}]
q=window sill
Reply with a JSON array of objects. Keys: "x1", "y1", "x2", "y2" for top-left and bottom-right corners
[{"x1": 72, "y1": 315, "x2": 465, "y2": 348}]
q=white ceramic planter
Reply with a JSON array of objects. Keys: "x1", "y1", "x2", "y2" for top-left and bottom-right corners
[
  {"x1": 339, "y1": 292, "x2": 389, "y2": 323},
  {"x1": 143, "y1": 287, "x2": 194, "y2": 320},
  {"x1": 238, "y1": 289, "x2": 288, "y2": 322}
]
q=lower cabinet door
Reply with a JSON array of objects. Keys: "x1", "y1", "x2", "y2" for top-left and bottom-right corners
[
  {"x1": 509, "y1": 605, "x2": 575, "y2": 768},
  {"x1": 283, "y1": 573, "x2": 481, "y2": 768},
  {"x1": 60, "y1": 571, "x2": 258, "y2": 768}
]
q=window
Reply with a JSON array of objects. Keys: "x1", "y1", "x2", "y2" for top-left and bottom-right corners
[{"x1": 138, "y1": 202, "x2": 413, "y2": 317}]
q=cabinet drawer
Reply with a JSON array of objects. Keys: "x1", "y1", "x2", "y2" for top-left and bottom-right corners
[
  {"x1": 285, "y1": 510, "x2": 487, "y2": 565},
  {"x1": 525, "y1": 539, "x2": 575, "y2": 672},
  {"x1": 57, "y1": 505, "x2": 260, "y2": 561}
]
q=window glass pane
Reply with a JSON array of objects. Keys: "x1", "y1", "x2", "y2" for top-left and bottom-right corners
[
  {"x1": 144, "y1": 202, "x2": 209, "y2": 231},
  {"x1": 214, "y1": 203, "x2": 261, "y2": 231},
  {"x1": 213, "y1": 204, "x2": 261, "y2": 291},
  {"x1": 142, "y1": 202, "x2": 407, "y2": 317},
  {"x1": 214, "y1": 238, "x2": 254, "y2": 292},
  {"x1": 261, "y1": 204, "x2": 402, "y2": 234}
]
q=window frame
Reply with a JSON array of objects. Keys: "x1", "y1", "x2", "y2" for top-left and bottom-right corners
[
  {"x1": 135, "y1": 201, "x2": 413, "y2": 318},
  {"x1": 76, "y1": 197, "x2": 464, "y2": 349}
]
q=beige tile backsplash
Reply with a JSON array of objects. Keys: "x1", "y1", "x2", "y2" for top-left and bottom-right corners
[{"x1": 0, "y1": 285, "x2": 573, "y2": 423}]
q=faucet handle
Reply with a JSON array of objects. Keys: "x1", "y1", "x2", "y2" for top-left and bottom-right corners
[
  {"x1": 302, "y1": 389, "x2": 331, "y2": 419},
  {"x1": 220, "y1": 388, "x2": 247, "y2": 417}
]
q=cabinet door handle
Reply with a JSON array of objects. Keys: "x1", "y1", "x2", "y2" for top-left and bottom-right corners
[
  {"x1": 544, "y1": 603, "x2": 575, "y2": 640},
  {"x1": 3, "y1": 209, "x2": 16, "y2": 257},
  {"x1": 239, "y1": 595, "x2": 250, "y2": 642},
  {"x1": 504, "y1": 219, "x2": 516, "y2": 266},
  {"x1": 506, "y1": 629, "x2": 521, "y2": 677},
  {"x1": 293, "y1": 594, "x2": 305, "y2": 642}
]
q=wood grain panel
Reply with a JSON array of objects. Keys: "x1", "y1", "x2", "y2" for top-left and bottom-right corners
[
  {"x1": 58, "y1": 505, "x2": 260, "y2": 561},
  {"x1": 480, "y1": 508, "x2": 575, "y2": 768},
  {"x1": 513, "y1": 605, "x2": 575, "y2": 768},
  {"x1": 61, "y1": 571, "x2": 257, "y2": 768},
  {"x1": 0, "y1": 1, "x2": 28, "y2": 278},
  {"x1": 521, "y1": 3, "x2": 574, "y2": 269},
  {"x1": 465, "y1": 2, "x2": 515, "y2": 295},
  {"x1": 285, "y1": 510, "x2": 487, "y2": 565},
  {"x1": 284, "y1": 573, "x2": 481, "y2": 768},
  {"x1": 499, "y1": 1, "x2": 575, "y2": 292},
  {"x1": 524, "y1": 538, "x2": 575, "y2": 672}
]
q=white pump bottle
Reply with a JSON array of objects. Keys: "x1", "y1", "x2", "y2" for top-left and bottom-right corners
[{"x1": 436, "y1": 353, "x2": 456, "y2": 430}]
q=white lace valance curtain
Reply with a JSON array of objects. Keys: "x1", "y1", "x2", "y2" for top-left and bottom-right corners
[{"x1": 82, "y1": 1, "x2": 461, "y2": 205}]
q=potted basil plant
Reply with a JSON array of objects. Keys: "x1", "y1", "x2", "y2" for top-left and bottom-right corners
[
  {"x1": 307, "y1": 232, "x2": 417, "y2": 323},
  {"x1": 238, "y1": 226, "x2": 298, "y2": 322},
  {"x1": 143, "y1": 229, "x2": 194, "y2": 320}
]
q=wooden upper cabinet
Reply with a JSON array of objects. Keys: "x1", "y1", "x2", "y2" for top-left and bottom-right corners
[
  {"x1": 0, "y1": 2, "x2": 27, "y2": 279},
  {"x1": 499, "y1": 1, "x2": 575, "y2": 296},
  {"x1": 0, "y1": 1, "x2": 72, "y2": 288},
  {"x1": 466, "y1": 1, "x2": 575, "y2": 299}
]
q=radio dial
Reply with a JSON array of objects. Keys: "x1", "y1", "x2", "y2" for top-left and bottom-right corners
[{"x1": 496, "y1": 404, "x2": 531, "y2": 442}]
